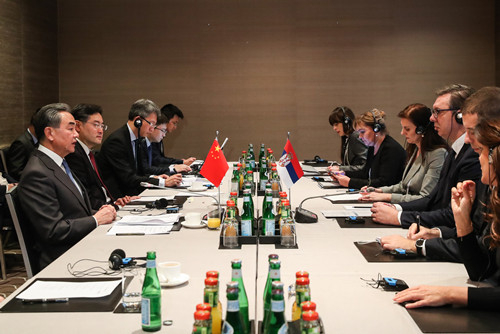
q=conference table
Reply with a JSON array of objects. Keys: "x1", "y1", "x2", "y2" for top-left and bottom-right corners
[{"x1": 0, "y1": 165, "x2": 478, "y2": 333}]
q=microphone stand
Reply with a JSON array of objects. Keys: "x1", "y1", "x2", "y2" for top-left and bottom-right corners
[{"x1": 295, "y1": 190, "x2": 360, "y2": 223}]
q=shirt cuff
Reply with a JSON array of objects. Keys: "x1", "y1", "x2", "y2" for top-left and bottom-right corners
[
  {"x1": 169, "y1": 165, "x2": 176, "y2": 173},
  {"x1": 433, "y1": 227, "x2": 443, "y2": 238},
  {"x1": 397, "y1": 211, "x2": 402, "y2": 225},
  {"x1": 93, "y1": 216, "x2": 98, "y2": 227},
  {"x1": 158, "y1": 178, "x2": 165, "y2": 187},
  {"x1": 421, "y1": 239, "x2": 427, "y2": 257}
]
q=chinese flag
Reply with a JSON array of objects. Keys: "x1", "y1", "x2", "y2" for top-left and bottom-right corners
[{"x1": 200, "y1": 139, "x2": 229, "y2": 187}]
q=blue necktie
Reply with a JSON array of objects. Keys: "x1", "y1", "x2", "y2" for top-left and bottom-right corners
[
  {"x1": 62, "y1": 159, "x2": 83, "y2": 197},
  {"x1": 147, "y1": 145, "x2": 152, "y2": 167}
]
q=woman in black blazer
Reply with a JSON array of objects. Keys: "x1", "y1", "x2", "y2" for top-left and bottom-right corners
[
  {"x1": 330, "y1": 109, "x2": 407, "y2": 189},
  {"x1": 327, "y1": 106, "x2": 367, "y2": 172}
]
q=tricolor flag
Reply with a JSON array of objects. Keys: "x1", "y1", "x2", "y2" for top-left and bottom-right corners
[
  {"x1": 276, "y1": 139, "x2": 304, "y2": 189},
  {"x1": 200, "y1": 139, "x2": 229, "y2": 187}
]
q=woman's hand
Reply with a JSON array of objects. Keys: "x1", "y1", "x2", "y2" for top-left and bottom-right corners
[{"x1": 451, "y1": 180, "x2": 476, "y2": 237}]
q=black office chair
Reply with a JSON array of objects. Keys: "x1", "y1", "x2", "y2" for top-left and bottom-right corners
[{"x1": 5, "y1": 187, "x2": 38, "y2": 278}]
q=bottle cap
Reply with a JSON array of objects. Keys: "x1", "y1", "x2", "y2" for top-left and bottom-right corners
[
  {"x1": 204, "y1": 277, "x2": 218, "y2": 286},
  {"x1": 242, "y1": 151, "x2": 247, "y2": 153},
  {"x1": 296, "y1": 277, "x2": 310, "y2": 285},
  {"x1": 231, "y1": 259, "x2": 242, "y2": 265},
  {"x1": 237, "y1": 163, "x2": 242, "y2": 167},
  {"x1": 268, "y1": 254, "x2": 279, "y2": 260},
  {"x1": 283, "y1": 200, "x2": 290, "y2": 206},
  {"x1": 194, "y1": 310, "x2": 211, "y2": 320},
  {"x1": 279, "y1": 192, "x2": 287, "y2": 198},
  {"x1": 196, "y1": 303, "x2": 212, "y2": 312},
  {"x1": 302, "y1": 311, "x2": 319, "y2": 321},
  {"x1": 296, "y1": 271, "x2": 309, "y2": 278},
  {"x1": 301, "y1": 301, "x2": 317, "y2": 311},
  {"x1": 206, "y1": 271, "x2": 219, "y2": 278},
  {"x1": 247, "y1": 170, "x2": 253, "y2": 174},
  {"x1": 271, "y1": 281, "x2": 284, "y2": 289},
  {"x1": 230, "y1": 192, "x2": 238, "y2": 196},
  {"x1": 226, "y1": 200, "x2": 235, "y2": 207},
  {"x1": 226, "y1": 281, "x2": 239, "y2": 289}
]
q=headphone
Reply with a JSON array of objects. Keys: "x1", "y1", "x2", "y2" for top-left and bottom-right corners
[
  {"x1": 369, "y1": 109, "x2": 386, "y2": 133},
  {"x1": 489, "y1": 147, "x2": 494, "y2": 165},
  {"x1": 108, "y1": 249, "x2": 147, "y2": 270},
  {"x1": 340, "y1": 106, "x2": 352, "y2": 130},
  {"x1": 133, "y1": 117, "x2": 143, "y2": 129},
  {"x1": 145, "y1": 198, "x2": 169, "y2": 209},
  {"x1": 454, "y1": 110, "x2": 463, "y2": 124}
]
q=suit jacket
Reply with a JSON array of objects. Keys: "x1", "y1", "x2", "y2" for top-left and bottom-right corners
[
  {"x1": 137, "y1": 140, "x2": 174, "y2": 176},
  {"x1": 66, "y1": 141, "x2": 110, "y2": 210},
  {"x1": 151, "y1": 141, "x2": 183, "y2": 166},
  {"x1": 339, "y1": 131, "x2": 368, "y2": 173},
  {"x1": 399, "y1": 143, "x2": 481, "y2": 229},
  {"x1": 379, "y1": 147, "x2": 447, "y2": 203},
  {"x1": 18, "y1": 150, "x2": 96, "y2": 271},
  {"x1": 97, "y1": 125, "x2": 160, "y2": 198},
  {"x1": 7, "y1": 129, "x2": 37, "y2": 181},
  {"x1": 346, "y1": 135, "x2": 407, "y2": 189}
]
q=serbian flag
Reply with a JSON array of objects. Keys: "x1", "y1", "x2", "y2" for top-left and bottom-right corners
[
  {"x1": 200, "y1": 139, "x2": 229, "y2": 187},
  {"x1": 276, "y1": 139, "x2": 304, "y2": 189}
]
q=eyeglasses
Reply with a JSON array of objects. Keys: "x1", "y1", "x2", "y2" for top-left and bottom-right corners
[
  {"x1": 431, "y1": 108, "x2": 458, "y2": 118},
  {"x1": 86, "y1": 122, "x2": 108, "y2": 131},
  {"x1": 140, "y1": 116, "x2": 156, "y2": 127},
  {"x1": 155, "y1": 126, "x2": 167, "y2": 134}
]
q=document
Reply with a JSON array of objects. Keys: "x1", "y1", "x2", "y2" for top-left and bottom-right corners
[
  {"x1": 16, "y1": 279, "x2": 121, "y2": 301},
  {"x1": 344, "y1": 204, "x2": 373, "y2": 217},
  {"x1": 128, "y1": 196, "x2": 175, "y2": 203},
  {"x1": 106, "y1": 214, "x2": 180, "y2": 235},
  {"x1": 321, "y1": 210, "x2": 356, "y2": 218},
  {"x1": 325, "y1": 193, "x2": 362, "y2": 202}
]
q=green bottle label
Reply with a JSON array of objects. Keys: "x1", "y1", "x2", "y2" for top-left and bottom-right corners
[
  {"x1": 227, "y1": 300, "x2": 239, "y2": 312},
  {"x1": 146, "y1": 259, "x2": 156, "y2": 268},
  {"x1": 265, "y1": 219, "x2": 275, "y2": 236},
  {"x1": 141, "y1": 298, "x2": 151, "y2": 325},
  {"x1": 241, "y1": 220, "x2": 252, "y2": 236},
  {"x1": 271, "y1": 300, "x2": 284, "y2": 312}
]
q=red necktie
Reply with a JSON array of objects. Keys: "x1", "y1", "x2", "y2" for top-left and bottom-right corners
[{"x1": 89, "y1": 151, "x2": 114, "y2": 201}]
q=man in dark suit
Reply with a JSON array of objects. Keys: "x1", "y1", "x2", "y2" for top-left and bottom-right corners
[
  {"x1": 376, "y1": 84, "x2": 483, "y2": 261},
  {"x1": 7, "y1": 109, "x2": 39, "y2": 181},
  {"x1": 66, "y1": 104, "x2": 137, "y2": 210},
  {"x1": 97, "y1": 99, "x2": 182, "y2": 198},
  {"x1": 17, "y1": 103, "x2": 116, "y2": 272}
]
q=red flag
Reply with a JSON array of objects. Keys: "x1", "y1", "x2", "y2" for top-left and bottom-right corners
[{"x1": 200, "y1": 139, "x2": 229, "y2": 187}]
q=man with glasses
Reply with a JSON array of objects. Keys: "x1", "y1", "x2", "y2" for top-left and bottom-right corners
[
  {"x1": 372, "y1": 85, "x2": 481, "y2": 255},
  {"x1": 97, "y1": 99, "x2": 182, "y2": 198},
  {"x1": 66, "y1": 104, "x2": 138, "y2": 210}
]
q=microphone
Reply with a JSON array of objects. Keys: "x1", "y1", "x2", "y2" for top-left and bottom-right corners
[{"x1": 295, "y1": 189, "x2": 360, "y2": 224}]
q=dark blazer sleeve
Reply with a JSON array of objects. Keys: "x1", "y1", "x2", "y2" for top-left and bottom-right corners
[
  {"x1": 424, "y1": 238, "x2": 463, "y2": 262},
  {"x1": 7, "y1": 131, "x2": 36, "y2": 181},
  {"x1": 152, "y1": 142, "x2": 183, "y2": 166},
  {"x1": 340, "y1": 132, "x2": 367, "y2": 173},
  {"x1": 456, "y1": 233, "x2": 492, "y2": 281},
  {"x1": 468, "y1": 287, "x2": 500, "y2": 311}
]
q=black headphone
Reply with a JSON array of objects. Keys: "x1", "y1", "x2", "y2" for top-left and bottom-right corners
[
  {"x1": 145, "y1": 198, "x2": 169, "y2": 209},
  {"x1": 369, "y1": 109, "x2": 386, "y2": 133},
  {"x1": 454, "y1": 110, "x2": 463, "y2": 124},
  {"x1": 489, "y1": 147, "x2": 494, "y2": 165},
  {"x1": 340, "y1": 106, "x2": 352, "y2": 130},
  {"x1": 108, "y1": 249, "x2": 147, "y2": 270},
  {"x1": 133, "y1": 117, "x2": 143, "y2": 129}
]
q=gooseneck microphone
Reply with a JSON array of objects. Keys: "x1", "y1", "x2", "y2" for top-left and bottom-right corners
[{"x1": 295, "y1": 189, "x2": 360, "y2": 224}]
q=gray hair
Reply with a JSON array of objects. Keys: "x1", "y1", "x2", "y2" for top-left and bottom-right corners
[{"x1": 128, "y1": 99, "x2": 160, "y2": 120}]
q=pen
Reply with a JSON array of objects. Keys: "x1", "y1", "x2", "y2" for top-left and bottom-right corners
[
  {"x1": 22, "y1": 298, "x2": 69, "y2": 304},
  {"x1": 116, "y1": 233, "x2": 145, "y2": 236},
  {"x1": 416, "y1": 214, "x2": 421, "y2": 233}
]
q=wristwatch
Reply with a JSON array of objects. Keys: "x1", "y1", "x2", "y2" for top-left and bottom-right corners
[{"x1": 415, "y1": 239, "x2": 425, "y2": 256}]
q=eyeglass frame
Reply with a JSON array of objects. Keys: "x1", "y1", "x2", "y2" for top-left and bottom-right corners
[
  {"x1": 154, "y1": 126, "x2": 167, "y2": 134},
  {"x1": 85, "y1": 121, "x2": 108, "y2": 131},
  {"x1": 139, "y1": 116, "x2": 157, "y2": 127},
  {"x1": 431, "y1": 108, "x2": 459, "y2": 118}
]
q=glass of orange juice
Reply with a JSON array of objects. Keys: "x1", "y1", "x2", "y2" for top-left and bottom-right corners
[{"x1": 207, "y1": 205, "x2": 221, "y2": 230}]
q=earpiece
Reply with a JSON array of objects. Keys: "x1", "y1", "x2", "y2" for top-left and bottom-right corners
[
  {"x1": 489, "y1": 148, "x2": 493, "y2": 165},
  {"x1": 454, "y1": 110, "x2": 463, "y2": 124},
  {"x1": 369, "y1": 109, "x2": 385, "y2": 133},
  {"x1": 340, "y1": 106, "x2": 352, "y2": 129},
  {"x1": 133, "y1": 118, "x2": 142, "y2": 129},
  {"x1": 145, "y1": 198, "x2": 169, "y2": 209},
  {"x1": 108, "y1": 249, "x2": 147, "y2": 270}
]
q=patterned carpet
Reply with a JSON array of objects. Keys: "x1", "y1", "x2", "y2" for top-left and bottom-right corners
[{"x1": 0, "y1": 254, "x2": 27, "y2": 299}]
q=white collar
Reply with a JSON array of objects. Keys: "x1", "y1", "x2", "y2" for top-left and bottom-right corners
[
  {"x1": 450, "y1": 133, "x2": 466, "y2": 156},
  {"x1": 38, "y1": 144, "x2": 64, "y2": 167}
]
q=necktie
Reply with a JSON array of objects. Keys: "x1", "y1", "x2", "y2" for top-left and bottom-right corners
[
  {"x1": 89, "y1": 151, "x2": 114, "y2": 201},
  {"x1": 147, "y1": 145, "x2": 152, "y2": 167},
  {"x1": 62, "y1": 159, "x2": 83, "y2": 197}
]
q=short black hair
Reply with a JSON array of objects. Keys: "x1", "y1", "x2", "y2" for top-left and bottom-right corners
[
  {"x1": 33, "y1": 103, "x2": 71, "y2": 141},
  {"x1": 71, "y1": 104, "x2": 103, "y2": 123},
  {"x1": 160, "y1": 104, "x2": 184, "y2": 121}
]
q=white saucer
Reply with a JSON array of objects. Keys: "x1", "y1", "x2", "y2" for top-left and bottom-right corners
[
  {"x1": 181, "y1": 220, "x2": 206, "y2": 229},
  {"x1": 188, "y1": 186, "x2": 207, "y2": 192},
  {"x1": 160, "y1": 273, "x2": 190, "y2": 287}
]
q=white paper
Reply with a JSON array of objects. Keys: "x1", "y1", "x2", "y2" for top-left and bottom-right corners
[
  {"x1": 325, "y1": 193, "x2": 362, "y2": 202},
  {"x1": 106, "y1": 225, "x2": 173, "y2": 235},
  {"x1": 301, "y1": 164, "x2": 318, "y2": 173},
  {"x1": 128, "y1": 196, "x2": 175, "y2": 203},
  {"x1": 16, "y1": 280, "x2": 121, "y2": 300},
  {"x1": 322, "y1": 210, "x2": 356, "y2": 218},
  {"x1": 117, "y1": 214, "x2": 180, "y2": 225},
  {"x1": 344, "y1": 204, "x2": 373, "y2": 217}
]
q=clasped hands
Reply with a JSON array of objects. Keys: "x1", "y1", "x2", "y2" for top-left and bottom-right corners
[{"x1": 326, "y1": 165, "x2": 350, "y2": 187}]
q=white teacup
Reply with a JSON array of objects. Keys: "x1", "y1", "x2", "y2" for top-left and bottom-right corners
[
  {"x1": 184, "y1": 212, "x2": 202, "y2": 225},
  {"x1": 158, "y1": 261, "x2": 181, "y2": 283},
  {"x1": 189, "y1": 183, "x2": 205, "y2": 191}
]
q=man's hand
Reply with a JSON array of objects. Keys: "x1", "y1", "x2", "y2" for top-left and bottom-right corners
[
  {"x1": 380, "y1": 235, "x2": 416, "y2": 252},
  {"x1": 451, "y1": 181, "x2": 475, "y2": 237},
  {"x1": 371, "y1": 202, "x2": 399, "y2": 225},
  {"x1": 393, "y1": 285, "x2": 468, "y2": 309},
  {"x1": 174, "y1": 164, "x2": 192, "y2": 173},
  {"x1": 183, "y1": 157, "x2": 196, "y2": 166},
  {"x1": 359, "y1": 192, "x2": 391, "y2": 202},
  {"x1": 164, "y1": 173, "x2": 183, "y2": 187},
  {"x1": 94, "y1": 205, "x2": 116, "y2": 225},
  {"x1": 407, "y1": 223, "x2": 441, "y2": 240},
  {"x1": 115, "y1": 195, "x2": 140, "y2": 207}
]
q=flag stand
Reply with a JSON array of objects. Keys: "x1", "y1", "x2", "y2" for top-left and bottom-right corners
[{"x1": 287, "y1": 132, "x2": 292, "y2": 207}]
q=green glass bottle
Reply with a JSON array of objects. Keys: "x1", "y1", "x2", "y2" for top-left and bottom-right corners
[
  {"x1": 224, "y1": 200, "x2": 239, "y2": 247},
  {"x1": 241, "y1": 189, "x2": 254, "y2": 236},
  {"x1": 231, "y1": 164, "x2": 240, "y2": 194},
  {"x1": 240, "y1": 151, "x2": 247, "y2": 170},
  {"x1": 301, "y1": 311, "x2": 320, "y2": 334},
  {"x1": 270, "y1": 167, "x2": 280, "y2": 198},
  {"x1": 141, "y1": 251, "x2": 161, "y2": 332},
  {"x1": 231, "y1": 259, "x2": 249, "y2": 333},
  {"x1": 229, "y1": 192, "x2": 240, "y2": 217},
  {"x1": 259, "y1": 143, "x2": 266, "y2": 164},
  {"x1": 204, "y1": 278, "x2": 222, "y2": 334},
  {"x1": 262, "y1": 187, "x2": 275, "y2": 236},
  {"x1": 263, "y1": 281, "x2": 288, "y2": 334},
  {"x1": 259, "y1": 158, "x2": 268, "y2": 191},
  {"x1": 262, "y1": 258, "x2": 281, "y2": 330},
  {"x1": 237, "y1": 163, "x2": 244, "y2": 193},
  {"x1": 192, "y1": 310, "x2": 212, "y2": 334},
  {"x1": 223, "y1": 281, "x2": 245, "y2": 334},
  {"x1": 245, "y1": 170, "x2": 255, "y2": 194},
  {"x1": 280, "y1": 200, "x2": 296, "y2": 247},
  {"x1": 248, "y1": 143, "x2": 256, "y2": 169}
]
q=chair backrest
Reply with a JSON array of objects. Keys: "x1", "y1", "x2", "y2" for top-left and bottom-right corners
[
  {"x1": 6, "y1": 187, "x2": 38, "y2": 278},
  {"x1": 0, "y1": 147, "x2": 8, "y2": 174}
]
